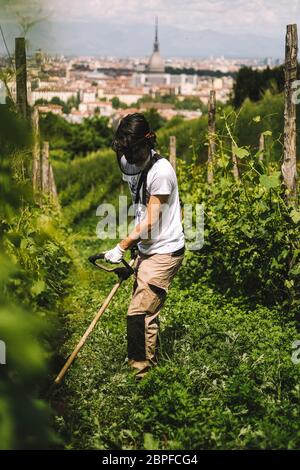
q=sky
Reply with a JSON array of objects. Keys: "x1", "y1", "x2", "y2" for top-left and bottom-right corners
[{"x1": 1, "y1": 0, "x2": 300, "y2": 57}]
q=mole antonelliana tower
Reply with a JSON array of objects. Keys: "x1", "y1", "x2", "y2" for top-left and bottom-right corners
[{"x1": 148, "y1": 17, "x2": 165, "y2": 73}]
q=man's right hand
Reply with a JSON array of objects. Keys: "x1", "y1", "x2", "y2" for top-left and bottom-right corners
[{"x1": 104, "y1": 244, "x2": 125, "y2": 264}]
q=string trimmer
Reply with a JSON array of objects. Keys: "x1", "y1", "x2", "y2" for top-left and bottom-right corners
[{"x1": 53, "y1": 253, "x2": 135, "y2": 386}]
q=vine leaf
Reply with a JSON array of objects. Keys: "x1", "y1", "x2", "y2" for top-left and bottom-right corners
[
  {"x1": 290, "y1": 209, "x2": 300, "y2": 224},
  {"x1": 232, "y1": 147, "x2": 249, "y2": 159},
  {"x1": 259, "y1": 172, "x2": 281, "y2": 189}
]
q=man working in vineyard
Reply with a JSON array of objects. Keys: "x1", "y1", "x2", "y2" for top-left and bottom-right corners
[{"x1": 105, "y1": 113, "x2": 185, "y2": 379}]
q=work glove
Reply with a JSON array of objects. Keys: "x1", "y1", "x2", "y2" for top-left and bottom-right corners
[{"x1": 104, "y1": 244, "x2": 125, "y2": 264}]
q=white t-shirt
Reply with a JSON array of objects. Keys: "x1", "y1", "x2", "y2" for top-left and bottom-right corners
[{"x1": 122, "y1": 150, "x2": 185, "y2": 255}]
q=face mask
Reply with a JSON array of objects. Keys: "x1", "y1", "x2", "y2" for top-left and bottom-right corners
[
  {"x1": 117, "y1": 152, "x2": 151, "y2": 176},
  {"x1": 112, "y1": 132, "x2": 156, "y2": 175},
  {"x1": 123, "y1": 147, "x2": 140, "y2": 165}
]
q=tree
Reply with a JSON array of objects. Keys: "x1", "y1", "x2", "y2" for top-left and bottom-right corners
[
  {"x1": 39, "y1": 113, "x2": 114, "y2": 158},
  {"x1": 232, "y1": 66, "x2": 287, "y2": 108},
  {"x1": 39, "y1": 112, "x2": 73, "y2": 150},
  {"x1": 68, "y1": 116, "x2": 114, "y2": 157},
  {"x1": 50, "y1": 96, "x2": 69, "y2": 114},
  {"x1": 175, "y1": 96, "x2": 205, "y2": 112},
  {"x1": 34, "y1": 98, "x2": 49, "y2": 106},
  {"x1": 111, "y1": 96, "x2": 127, "y2": 109},
  {"x1": 143, "y1": 108, "x2": 166, "y2": 131}
]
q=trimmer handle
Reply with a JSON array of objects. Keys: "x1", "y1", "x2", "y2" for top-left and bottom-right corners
[{"x1": 88, "y1": 253, "x2": 134, "y2": 280}]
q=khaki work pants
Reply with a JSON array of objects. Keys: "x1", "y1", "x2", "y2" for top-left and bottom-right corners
[{"x1": 127, "y1": 250, "x2": 184, "y2": 378}]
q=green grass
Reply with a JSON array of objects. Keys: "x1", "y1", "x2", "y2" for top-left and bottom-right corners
[{"x1": 51, "y1": 211, "x2": 300, "y2": 450}]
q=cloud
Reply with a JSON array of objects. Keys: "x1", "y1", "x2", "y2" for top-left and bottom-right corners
[
  {"x1": 45, "y1": 0, "x2": 299, "y2": 36},
  {"x1": 2, "y1": 0, "x2": 299, "y2": 36}
]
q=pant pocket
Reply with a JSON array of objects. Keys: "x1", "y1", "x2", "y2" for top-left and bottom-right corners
[{"x1": 148, "y1": 283, "x2": 167, "y2": 314}]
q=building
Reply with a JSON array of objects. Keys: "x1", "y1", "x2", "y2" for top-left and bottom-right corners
[
  {"x1": 30, "y1": 88, "x2": 77, "y2": 105},
  {"x1": 132, "y1": 18, "x2": 201, "y2": 94},
  {"x1": 65, "y1": 109, "x2": 90, "y2": 124},
  {"x1": 78, "y1": 101, "x2": 113, "y2": 117},
  {"x1": 147, "y1": 17, "x2": 165, "y2": 73},
  {"x1": 81, "y1": 89, "x2": 97, "y2": 103},
  {"x1": 103, "y1": 88, "x2": 145, "y2": 106},
  {"x1": 37, "y1": 104, "x2": 63, "y2": 115}
]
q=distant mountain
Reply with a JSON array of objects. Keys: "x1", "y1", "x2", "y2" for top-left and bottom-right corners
[{"x1": 0, "y1": 20, "x2": 284, "y2": 59}]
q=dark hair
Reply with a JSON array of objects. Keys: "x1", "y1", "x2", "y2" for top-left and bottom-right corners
[{"x1": 113, "y1": 113, "x2": 156, "y2": 150}]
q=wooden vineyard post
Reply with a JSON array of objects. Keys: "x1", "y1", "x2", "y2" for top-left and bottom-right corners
[
  {"x1": 32, "y1": 107, "x2": 41, "y2": 192},
  {"x1": 207, "y1": 90, "x2": 216, "y2": 184},
  {"x1": 259, "y1": 133, "x2": 265, "y2": 163},
  {"x1": 282, "y1": 24, "x2": 299, "y2": 206},
  {"x1": 232, "y1": 142, "x2": 240, "y2": 182},
  {"x1": 15, "y1": 38, "x2": 28, "y2": 119},
  {"x1": 41, "y1": 140, "x2": 59, "y2": 206},
  {"x1": 49, "y1": 164, "x2": 59, "y2": 205},
  {"x1": 41, "y1": 141, "x2": 50, "y2": 194},
  {"x1": 169, "y1": 135, "x2": 177, "y2": 172}
]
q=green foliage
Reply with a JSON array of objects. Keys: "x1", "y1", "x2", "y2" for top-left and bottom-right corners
[
  {"x1": 52, "y1": 215, "x2": 300, "y2": 449},
  {"x1": 135, "y1": 94, "x2": 206, "y2": 113},
  {"x1": 176, "y1": 125, "x2": 300, "y2": 313},
  {"x1": 135, "y1": 94, "x2": 173, "y2": 107},
  {"x1": 232, "y1": 65, "x2": 286, "y2": 108},
  {"x1": 4, "y1": 209, "x2": 72, "y2": 310},
  {"x1": 157, "y1": 116, "x2": 208, "y2": 164},
  {"x1": 68, "y1": 116, "x2": 113, "y2": 157},
  {"x1": 40, "y1": 113, "x2": 114, "y2": 159},
  {"x1": 111, "y1": 96, "x2": 127, "y2": 109},
  {"x1": 39, "y1": 112, "x2": 73, "y2": 154},
  {"x1": 0, "y1": 105, "x2": 74, "y2": 449},
  {"x1": 35, "y1": 94, "x2": 80, "y2": 114},
  {"x1": 175, "y1": 96, "x2": 205, "y2": 112},
  {"x1": 156, "y1": 92, "x2": 290, "y2": 164},
  {"x1": 143, "y1": 108, "x2": 166, "y2": 131},
  {"x1": 53, "y1": 149, "x2": 121, "y2": 223},
  {"x1": 165, "y1": 66, "x2": 235, "y2": 78}
]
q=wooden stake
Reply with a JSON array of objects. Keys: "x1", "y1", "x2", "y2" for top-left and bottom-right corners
[
  {"x1": 259, "y1": 133, "x2": 265, "y2": 163},
  {"x1": 169, "y1": 135, "x2": 177, "y2": 172},
  {"x1": 15, "y1": 38, "x2": 28, "y2": 118},
  {"x1": 232, "y1": 142, "x2": 240, "y2": 181},
  {"x1": 41, "y1": 141, "x2": 50, "y2": 193},
  {"x1": 282, "y1": 24, "x2": 299, "y2": 205},
  {"x1": 49, "y1": 163, "x2": 59, "y2": 205},
  {"x1": 207, "y1": 90, "x2": 216, "y2": 184},
  {"x1": 32, "y1": 107, "x2": 41, "y2": 192}
]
